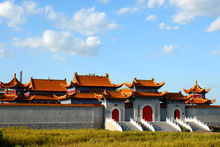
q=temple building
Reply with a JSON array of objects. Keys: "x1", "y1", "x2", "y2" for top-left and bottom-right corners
[
  {"x1": 124, "y1": 78, "x2": 167, "y2": 122},
  {"x1": 183, "y1": 81, "x2": 215, "y2": 105},
  {"x1": 62, "y1": 72, "x2": 132, "y2": 122},
  {"x1": 0, "y1": 75, "x2": 67, "y2": 104},
  {"x1": 23, "y1": 77, "x2": 67, "y2": 103},
  {"x1": 0, "y1": 74, "x2": 29, "y2": 102},
  {"x1": 161, "y1": 92, "x2": 189, "y2": 120}
]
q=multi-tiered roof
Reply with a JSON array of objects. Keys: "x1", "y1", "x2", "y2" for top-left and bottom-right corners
[
  {"x1": 125, "y1": 78, "x2": 167, "y2": 98},
  {"x1": 66, "y1": 73, "x2": 131, "y2": 101},
  {"x1": 0, "y1": 74, "x2": 68, "y2": 103},
  {"x1": 0, "y1": 74, "x2": 29, "y2": 102},
  {"x1": 183, "y1": 81, "x2": 210, "y2": 94},
  {"x1": 0, "y1": 74, "x2": 29, "y2": 88},
  {"x1": 183, "y1": 81, "x2": 215, "y2": 105}
]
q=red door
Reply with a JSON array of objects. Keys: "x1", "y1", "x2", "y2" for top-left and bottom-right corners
[
  {"x1": 142, "y1": 106, "x2": 152, "y2": 121},
  {"x1": 174, "y1": 109, "x2": 180, "y2": 119},
  {"x1": 112, "y1": 109, "x2": 119, "y2": 122}
]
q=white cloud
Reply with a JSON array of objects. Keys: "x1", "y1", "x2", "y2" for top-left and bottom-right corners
[
  {"x1": 0, "y1": 1, "x2": 42, "y2": 30},
  {"x1": 170, "y1": 0, "x2": 220, "y2": 26},
  {"x1": 22, "y1": 1, "x2": 42, "y2": 15},
  {"x1": 116, "y1": 7, "x2": 139, "y2": 15},
  {"x1": 98, "y1": 0, "x2": 111, "y2": 4},
  {"x1": 148, "y1": 0, "x2": 165, "y2": 8},
  {"x1": 162, "y1": 45, "x2": 178, "y2": 55},
  {"x1": 146, "y1": 14, "x2": 157, "y2": 21},
  {"x1": 45, "y1": 7, "x2": 118, "y2": 36},
  {"x1": 0, "y1": 44, "x2": 10, "y2": 58},
  {"x1": 53, "y1": 54, "x2": 67, "y2": 61},
  {"x1": 0, "y1": 48, "x2": 6, "y2": 58},
  {"x1": 206, "y1": 17, "x2": 220, "y2": 32},
  {"x1": 137, "y1": 0, "x2": 147, "y2": 6},
  {"x1": 14, "y1": 30, "x2": 102, "y2": 57},
  {"x1": 159, "y1": 22, "x2": 179, "y2": 30},
  {"x1": 211, "y1": 49, "x2": 220, "y2": 56}
]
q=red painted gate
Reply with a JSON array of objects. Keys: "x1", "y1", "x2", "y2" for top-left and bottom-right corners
[
  {"x1": 112, "y1": 109, "x2": 119, "y2": 122},
  {"x1": 142, "y1": 106, "x2": 152, "y2": 121},
  {"x1": 174, "y1": 109, "x2": 180, "y2": 119}
]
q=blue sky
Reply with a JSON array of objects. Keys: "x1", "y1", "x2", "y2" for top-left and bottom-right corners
[{"x1": 0, "y1": 0, "x2": 220, "y2": 104}]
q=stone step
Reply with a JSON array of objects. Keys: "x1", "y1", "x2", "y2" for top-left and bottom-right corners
[
  {"x1": 119, "y1": 122, "x2": 140, "y2": 131},
  {"x1": 139, "y1": 123, "x2": 150, "y2": 131},
  {"x1": 150, "y1": 121, "x2": 179, "y2": 132},
  {"x1": 187, "y1": 122, "x2": 208, "y2": 132}
]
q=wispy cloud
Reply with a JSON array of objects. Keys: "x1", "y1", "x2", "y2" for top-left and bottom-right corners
[
  {"x1": 0, "y1": 44, "x2": 11, "y2": 58},
  {"x1": 162, "y1": 45, "x2": 178, "y2": 55},
  {"x1": 98, "y1": 0, "x2": 111, "y2": 4},
  {"x1": 53, "y1": 54, "x2": 67, "y2": 61},
  {"x1": 0, "y1": 48, "x2": 7, "y2": 58},
  {"x1": 116, "y1": 7, "x2": 139, "y2": 15},
  {"x1": 146, "y1": 14, "x2": 157, "y2": 22},
  {"x1": 147, "y1": 0, "x2": 165, "y2": 8},
  {"x1": 206, "y1": 17, "x2": 220, "y2": 32},
  {"x1": 159, "y1": 22, "x2": 179, "y2": 30},
  {"x1": 211, "y1": 49, "x2": 220, "y2": 56},
  {"x1": 170, "y1": 0, "x2": 220, "y2": 32}
]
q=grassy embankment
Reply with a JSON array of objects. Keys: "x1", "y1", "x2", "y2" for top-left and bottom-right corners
[{"x1": 0, "y1": 127, "x2": 220, "y2": 146}]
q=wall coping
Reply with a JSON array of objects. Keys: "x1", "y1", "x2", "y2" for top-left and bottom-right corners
[
  {"x1": 0, "y1": 103, "x2": 104, "y2": 107},
  {"x1": 186, "y1": 105, "x2": 220, "y2": 108}
]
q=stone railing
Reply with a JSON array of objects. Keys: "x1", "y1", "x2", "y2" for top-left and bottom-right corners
[
  {"x1": 166, "y1": 118, "x2": 181, "y2": 132},
  {"x1": 175, "y1": 118, "x2": 192, "y2": 132},
  {"x1": 140, "y1": 118, "x2": 155, "y2": 131},
  {"x1": 105, "y1": 118, "x2": 123, "y2": 131},
  {"x1": 185, "y1": 117, "x2": 210, "y2": 131},
  {"x1": 130, "y1": 118, "x2": 143, "y2": 131}
]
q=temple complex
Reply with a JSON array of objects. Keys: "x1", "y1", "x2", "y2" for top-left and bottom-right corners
[{"x1": 0, "y1": 72, "x2": 220, "y2": 132}]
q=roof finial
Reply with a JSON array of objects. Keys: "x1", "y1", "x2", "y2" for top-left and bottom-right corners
[
  {"x1": 14, "y1": 73, "x2": 16, "y2": 78},
  {"x1": 196, "y1": 80, "x2": 198, "y2": 84}
]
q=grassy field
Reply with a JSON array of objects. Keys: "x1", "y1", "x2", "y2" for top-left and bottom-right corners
[{"x1": 0, "y1": 127, "x2": 220, "y2": 147}]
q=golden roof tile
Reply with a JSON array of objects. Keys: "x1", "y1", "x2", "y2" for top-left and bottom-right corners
[
  {"x1": 183, "y1": 81, "x2": 210, "y2": 94},
  {"x1": 67, "y1": 72, "x2": 123, "y2": 88},
  {"x1": 125, "y1": 78, "x2": 165, "y2": 88}
]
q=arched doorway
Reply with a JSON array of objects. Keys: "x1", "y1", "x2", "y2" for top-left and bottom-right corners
[
  {"x1": 112, "y1": 109, "x2": 119, "y2": 122},
  {"x1": 174, "y1": 109, "x2": 180, "y2": 119},
  {"x1": 142, "y1": 105, "x2": 152, "y2": 121}
]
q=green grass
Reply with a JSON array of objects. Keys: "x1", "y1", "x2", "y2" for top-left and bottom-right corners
[{"x1": 0, "y1": 127, "x2": 220, "y2": 147}]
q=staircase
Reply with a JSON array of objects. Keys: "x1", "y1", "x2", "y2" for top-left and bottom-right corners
[
  {"x1": 150, "y1": 121, "x2": 179, "y2": 132},
  {"x1": 119, "y1": 122, "x2": 140, "y2": 131},
  {"x1": 140, "y1": 123, "x2": 151, "y2": 131},
  {"x1": 187, "y1": 122, "x2": 208, "y2": 132}
]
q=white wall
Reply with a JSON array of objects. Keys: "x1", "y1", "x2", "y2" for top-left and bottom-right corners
[
  {"x1": 166, "y1": 101, "x2": 185, "y2": 119},
  {"x1": 186, "y1": 106, "x2": 220, "y2": 122},
  {"x1": 103, "y1": 101, "x2": 125, "y2": 121}
]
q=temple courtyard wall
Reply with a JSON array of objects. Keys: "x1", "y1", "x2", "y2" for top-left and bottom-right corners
[
  {"x1": 186, "y1": 106, "x2": 220, "y2": 127},
  {"x1": 0, "y1": 104, "x2": 104, "y2": 129}
]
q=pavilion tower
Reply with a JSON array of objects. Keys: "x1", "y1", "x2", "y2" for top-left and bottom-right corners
[
  {"x1": 0, "y1": 73, "x2": 28, "y2": 103},
  {"x1": 183, "y1": 81, "x2": 215, "y2": 105}
]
